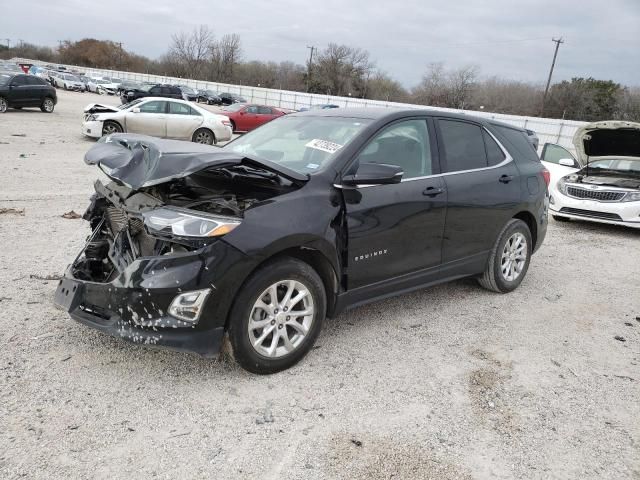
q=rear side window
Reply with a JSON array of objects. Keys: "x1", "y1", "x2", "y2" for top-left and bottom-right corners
[
  {"x1": 493, "y1": 125, "x2": 540, "y2": 162},
  {"x1": 138, "y1": 101, "x2": 166, "y2": 114},
  {"x1": 12, "y1": 75, "x2": 29, "y2": 86},
  {"x1": 258, "y1": 106, "x2": 272, "y2": 114},
  {"x1": 26, "y1": 76, "x2": 46, "y2": 86},
  {"x1": 484, "y1": 131, "x2": 506, "y2": 166},
  {"x1": 168, "y1": 102, "x2": 199, "y2": 116},
  {"x1": 438, "y1": 120, "x2": 487, "y2": 172}
]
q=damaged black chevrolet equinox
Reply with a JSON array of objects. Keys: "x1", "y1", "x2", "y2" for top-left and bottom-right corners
[{"x1": 55, "y1": 108, "x2": 549, "y2": 373}]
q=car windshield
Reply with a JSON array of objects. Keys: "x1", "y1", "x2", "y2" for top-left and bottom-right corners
[
  {"x1": 65, "y1": 74, "x2": 80, "y2": 81},
  {"x1": 224, "y1": 115, "x2": 371, "y2": 174},
  {"x1": 118, "y1": 98, "x2": 144, "y2": 110},
  {"x1": 0, "y1": 73, "x2": 12, "y2": 85},
  {"x1": 223, "y1": 104, "x2": 245, "y2": 112},
  {"x1": 589, "y1": 159, "x2": 640, "y2": 173}
]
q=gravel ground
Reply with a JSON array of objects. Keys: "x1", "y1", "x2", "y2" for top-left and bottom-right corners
[{"x1": 0, "y1": 90, "x2": 639, "y2": 480}]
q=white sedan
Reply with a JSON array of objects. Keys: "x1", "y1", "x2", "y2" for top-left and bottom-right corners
[
  {"x1": 87, "y1": 78, "x2": 118, "y2": 95},
  {"x1": 82, "y1": 97, "x2": 233, "y2": 145},
  {"x1": 541, "y1": 121, "x2": 640, "y2": 229}
]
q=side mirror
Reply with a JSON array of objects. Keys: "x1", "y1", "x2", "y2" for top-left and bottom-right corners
[
  {"x1": 342, "y1": 163, "x2": 403, "y2": 186},
  {"x1": 559, "y1": 158, "x2": 576, "y2": 167},
  {"x1": 132, "y1": 107, "x2": 140, "y2": 113}
]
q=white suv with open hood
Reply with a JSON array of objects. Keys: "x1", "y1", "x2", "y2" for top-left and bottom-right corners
[{"x1": 542, "y1": 121, "x2": 640, "y2": 229}]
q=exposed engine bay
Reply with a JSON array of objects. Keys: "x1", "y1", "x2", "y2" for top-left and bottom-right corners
[{"x1": 72, "y1": 165, "x2": 295, "y2": 283}]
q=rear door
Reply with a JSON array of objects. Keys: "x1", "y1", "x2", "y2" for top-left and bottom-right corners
[
  {"x1": 343, "y1": 118, "x2": 447, "y2": 289},
  {"x1": 26, "y1": 76, "x2": 47, "y2": 106},
  {"x1": 7, "y1": 75, "x2": 31, "y2": 106},
  {"x1": 435, "y1": 118, "x2": 521, "y2": 270},
  {"x1": 165, "y1": 101, "x2": 203, "y2": 139},
  {"x1": 125, "y1": 100, "x2": 167, "y2": 137}
]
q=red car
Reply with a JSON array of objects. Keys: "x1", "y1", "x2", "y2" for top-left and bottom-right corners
[{"x1": 223, "y1": 104, "x2": 286, "y2": 132}]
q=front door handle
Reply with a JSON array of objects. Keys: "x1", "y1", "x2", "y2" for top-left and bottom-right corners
[
  {"x1": 423, "y1": 186, "x2": 444, "y2": 197},
  {"x1": 499, "y1": 175, "x2": 514, "y2": 184}
]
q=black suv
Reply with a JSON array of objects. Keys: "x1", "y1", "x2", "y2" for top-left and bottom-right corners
[
  {"x1": 55, "y1": 109, "x2": 549, "y2": 374},
  {"x1": 120, "y1": 84, "x2": 183, "y2": 104},
  {"x1": 0, "y1": 72, "x2": 57, "y2": 113},
  {"x1": 218, "y1": 92, "x2": 247, "y2": 105}
]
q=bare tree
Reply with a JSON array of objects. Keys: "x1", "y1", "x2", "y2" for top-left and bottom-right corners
[
  {"x1": 210, "y1": 33, "x2": 242, "y2": 83},
  {"x1": 313, "y1": 43, "x2": 374, "y2": 96},
  {"x1": 168, "y1": 25, "x2": 214, "y2": 79},
  {"x1": 446, "y1": 65, "x2": 479, "y2": 109},
  {"x1": 412, "y1": 63, "x2": 478, "y2": 109}
]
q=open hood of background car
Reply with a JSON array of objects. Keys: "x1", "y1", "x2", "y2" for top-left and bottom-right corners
[
  {"x1": 84, "y1": 134, "x2": 308, "y2": 190},
  {"x1": 573, "y1": 121, "x2": 640, "y2": 165}
]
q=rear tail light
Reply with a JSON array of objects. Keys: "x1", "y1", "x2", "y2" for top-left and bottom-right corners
[{"x1": 542, "y1": 168, "x2": 550, "y2": 186}]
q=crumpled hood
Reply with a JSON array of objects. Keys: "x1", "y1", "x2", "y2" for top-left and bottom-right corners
[
  {"x1": 573, "y1": 120, "x2": 640, "y2": 165},
  {"x1": 84, "y1": 134, "x2": 244, "y2": 189},
  {"x1": 84, "y1": 103, "x2": 120, "y2": 114}
]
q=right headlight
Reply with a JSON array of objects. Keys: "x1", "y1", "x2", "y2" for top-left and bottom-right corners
[
  {"x1": 621, "y1": 191, "x2": 640, "y2": 202},
  {"x1": 142, "y1": 207, "x2": 241, "y2": 238}
]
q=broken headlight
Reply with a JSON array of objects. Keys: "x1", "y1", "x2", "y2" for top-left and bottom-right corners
[
  {"x1": 86, "y1": 114, "x2": 98, "y2": 121},
  {"x1": 142, "y1": 206, "x2": 241, "y2": 238}
]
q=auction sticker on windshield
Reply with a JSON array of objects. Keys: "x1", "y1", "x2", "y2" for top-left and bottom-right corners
[{"x1": 305, "y1": 139, "x2": 343, "y2": 154}]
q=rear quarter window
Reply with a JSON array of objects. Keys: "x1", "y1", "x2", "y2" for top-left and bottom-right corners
[{"x1": 492, "y1": 125, "x2": 540, "y2": 162}]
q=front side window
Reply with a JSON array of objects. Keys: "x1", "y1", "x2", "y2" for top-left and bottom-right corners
[
  {"x1": 438, "y1": 120, "x2": 487, "y2": 172},
  {"x1": 258, "y1": 106, "x2": 272, "y2": 114},
  {"x1": 356, "y1": 119, "x2": 432, "y2": 179},
  {"x1": 12, "y1": 75, "x2": 29, "y2": 86},
  {"x1": 138, "y1": 101, "x2": 167, "y2": 114},
  {"x1": 541, "y1": 143, "x2": 576, "y2": 165},
  {"x1": 246, "y1": 106, "x2": 260, "y2": 114}
]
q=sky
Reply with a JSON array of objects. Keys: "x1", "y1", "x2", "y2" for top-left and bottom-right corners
[{"x1": 3, "y1": 0, "x2": 640, "y2": 87}]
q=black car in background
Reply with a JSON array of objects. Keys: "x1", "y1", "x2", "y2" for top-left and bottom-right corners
[
  {"x1": 0, "y1": 72, "x2": 57, "y2": 113},
  {"x1": 117, "y1": 81, "x2": 141, "y2": 96},
  {"x1": 197, "y1": 89, "x2": 223, "y2": 105},
  {"x1": 176, "y1": 85, "x2": 198, "y2": 101},
  {"x1": 120, "y1": 84, "x2": 183, "y2": 103},
  {"x1": 218, "y1": 92, "x2": 247, "y2": 105},
  {"x1": 55, "y1": 108, "x2": 549, "y2": 374}
]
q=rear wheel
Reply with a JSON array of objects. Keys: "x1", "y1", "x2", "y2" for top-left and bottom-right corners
[
  {"x1": 40, "y1": 97, "x2": 55, "y2": 113},
  {"x1": 478, "y1": 219, "x2": 532, "y2": 293},
  {"x1": 0, "y1": 97, "x2": 7, "y2": 113},
  {"x1": 192, "y1": 128, "x2": 215, "y2": 145},
  {"x1": 102, "y1": 120, "x2": 122, "y2": 135},
  {"x1": 228, "y1": 258, "x2": 326, "y2": 374},
  {"x1": 552, "y1": 215, "x2": 570, "y2": 222}
]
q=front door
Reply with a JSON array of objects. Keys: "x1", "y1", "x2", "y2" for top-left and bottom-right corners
[
  {"x1": 435, "y1": 118, "x2": 522, "y2": 268},
  {"x1": 125, "y1": 100, "x2": 167, "y2": 137},
  {"x1": 7, "y1": 75, "x2": 32, "y2": 107},
  {"x1": 343, "y1": 118, "x2": 447, "y2": 289}
]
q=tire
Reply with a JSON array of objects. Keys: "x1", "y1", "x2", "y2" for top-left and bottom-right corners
[
  {"x1": 0, "y1": 97, "x2": 7, "y2": 113},
  {"x1": 478, "y1": 219, "x2": 532, "y2": 293},
  {"x1": 192, "y1": 128, "x2": 215, "y2": 145},
  {"x1": 552, "y1": 215, "x2": 570, "y2": 222},
  {"x1": 228, "y1": 257, "x2": 326, "y2": 374},
  {"x1": 102, "y1": 120, "x2": 123, "y2": 135},
  {"x1": 40, "y1": 97, "x2": 55, "y2": 113}
]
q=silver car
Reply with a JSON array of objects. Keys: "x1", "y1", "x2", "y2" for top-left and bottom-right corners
[
  {"x1": 82, "y1": 97, "x2": 233, "y2": 145},
  {"x1": 54, "y1": 73, "x2": 85, "y2": 91}
]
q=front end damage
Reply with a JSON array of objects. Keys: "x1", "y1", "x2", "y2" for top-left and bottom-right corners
[{"x1": 56, "y1": 134, "x2": 303, "y2": 355}]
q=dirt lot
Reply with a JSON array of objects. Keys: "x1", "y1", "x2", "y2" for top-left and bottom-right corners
[{"x1": 0, "y1": 90, "x2": 639, "y2": 480}]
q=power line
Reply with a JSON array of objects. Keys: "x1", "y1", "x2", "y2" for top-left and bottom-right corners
[{"x1": 540, "y1": 37, "x2": 564, "y2": 116}]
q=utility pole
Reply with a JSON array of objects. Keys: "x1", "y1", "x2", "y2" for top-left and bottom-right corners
[
  {"x1": 116, "y1": 42, "x2": 123, "y2": 69},
  {"x1": 3, "y1": 39, "x2": 10, "y2": 49},
  {"x1": 540, "y1": 37, "x2": 564, "y2": 117},
  {"x1": 306, "y1": 45, "x2": 316, "y2": 92}
]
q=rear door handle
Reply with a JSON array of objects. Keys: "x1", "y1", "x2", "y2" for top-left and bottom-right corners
[
  {"x1": 423, "y1": 186, "x2": 444, "y2": 197},
  {"x1": 499, "y1": 175, "x2": 514, "y2": 184}
]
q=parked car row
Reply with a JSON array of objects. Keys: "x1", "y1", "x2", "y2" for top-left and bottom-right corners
[{"x1": 0, "y1": 71, "x2": 57, "y2": 113}]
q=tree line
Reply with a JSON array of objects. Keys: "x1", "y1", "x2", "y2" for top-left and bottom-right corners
[{"x1": 2, "y1": 29, "x2": 638, "y2": 122}]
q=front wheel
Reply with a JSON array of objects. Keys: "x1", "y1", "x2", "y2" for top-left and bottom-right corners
[
  {"x1": 102, "y1": 120, "x2": 122, "y2": 135},
  {"x1": 0, "y1": 97, "x2": 7, "y2": 113},
  {"x1": 228, "y1": 258, "x2": 326, "y2": 374},
  {"x1": 40, "y1": 97, "x2": 55, "y2": 113},
  {"x1": 192, "y1": 128, "x2": 215, "y2": 145},
  {"x1": 478, "y1": 219, "x2": 532, "y2": 293}
]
